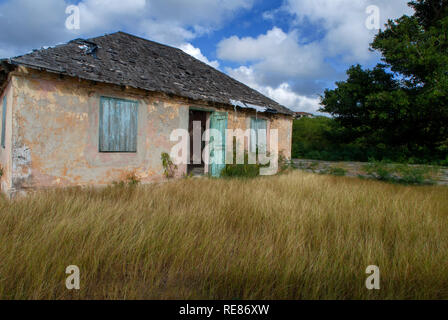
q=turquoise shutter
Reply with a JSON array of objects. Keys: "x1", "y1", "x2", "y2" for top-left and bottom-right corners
[
  {"x1": 99, "y1": 97, "x2": 138, "y2": 152},
  {"x1": 1, "y1": 96, "x2": 6, "y2": 148},
  {"x1": 250, "y1": 118, "x2": 257, "y2": 153},
  {"x1": 257, "y1": 119, "x2": 267, "y2": 154},
  {"x1": 251, "y1": 118, "x2": 267, "y2": 153}
]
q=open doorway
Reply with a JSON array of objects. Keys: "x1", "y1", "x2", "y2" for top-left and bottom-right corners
[{"x1": 188, "y1": 109, "x2": 208, "y2": 176}]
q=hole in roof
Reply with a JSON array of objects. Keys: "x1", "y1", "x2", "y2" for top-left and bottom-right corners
[{"x1": 71, "y1": 39, "x2": 99, "y2": 59}]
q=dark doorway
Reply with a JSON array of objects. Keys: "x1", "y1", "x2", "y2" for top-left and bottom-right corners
[{"x1": 188, "y1": 109, "x2": 208, "y2": 176}]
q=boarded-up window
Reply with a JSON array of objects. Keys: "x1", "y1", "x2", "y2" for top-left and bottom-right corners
[
  {"x1": 99, "y1": 97, "x2": 138, "y2": 152},
  {"x1": 1, "y1": 96, "x2": 6, "y2": 149},
  {"x1": 250, "y1": 118, "x2": 267, "y2": 153}
]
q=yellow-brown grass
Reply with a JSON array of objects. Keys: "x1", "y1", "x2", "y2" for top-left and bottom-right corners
[{"x1": 0, "y1": 171, "x2": 447, "y2": 299}]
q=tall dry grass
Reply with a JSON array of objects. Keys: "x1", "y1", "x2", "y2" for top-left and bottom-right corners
[{"x1": 0, "y1": 171, "x2": 447, "y2": 300}]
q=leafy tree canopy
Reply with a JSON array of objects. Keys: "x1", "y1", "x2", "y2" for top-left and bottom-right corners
[{"x1": 320, "y1": 0, "x2": 448, "y2": 161}]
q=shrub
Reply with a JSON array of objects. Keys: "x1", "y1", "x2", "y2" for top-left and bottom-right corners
[
  {"x1": 363, "y1": 161, "x2": 393, "y2": 181},
  {"x1": 307, "y1": 161, "x2": 320, "y2": 173},
  {"x1": 182, "y1": 172, "x2": 194, "y2": 179},
  {"x1": 363, "y1": 161, "x2": 439, "y2": 185},
  {"x1": 292, "y1": 117, "x2": 334, "y2": 159},
  {"x1": 395, "y1": 164, "x2": 438, "y2": 185},
  {"x1": 278, "y1": 153, "x2": 294, "y2": 174},
  {"x1": 161, "y1": 152, "x2": 177, "y2": 179},
  {"x1": 221, "y1": 151, "x2": 261, "y2": 178},
  {"x1": 439, "y1": 155, "x2": 448, "y2": 167},
  {"x1": 112, "y1": 172, "x2": 141, "y2": 187},
  {"x1": 328, "y1": 167, "x2": 347, "y2": 177},
  {"x1": 221, "y1": 163, "x2": 260, "y2": 178},
  {"x1": 125, "y1": 172, "x2": 141, "y2": 186},
  {"x1": 292, "y1": 118, "x2": 448, "y2": 165},
  {"x1": 221, "y1": 141, "x2": 265, "y2": 178}
]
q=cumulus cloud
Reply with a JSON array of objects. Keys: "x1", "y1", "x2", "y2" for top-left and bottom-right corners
[
  {"x1": 285, "y1": 0, "x2": 413, "y2": 62},
  {"x1": 217, "y1": 27, "x2": 335, "y2": 112},
  {"x1": 139, "y1": 20, "x2": 197, "y2": 46},
  {"x1": 0, "y1": 0, "x2": 253, "y2": 57},
  {"x1": 75, "y1": 0, "x2": 254, "y2": 46},
  {"x1": 218, "y1": 27, "x2": 334, "y2": 85},
  {"x1": 145, "y1": 0, "x2": 254, "y2": 30},
  {"x1": 226, "y1": 66, "x2": 322, "y2": 113},
  {"x1": 0, "y1": 0, "x2": 71, "y2": 56},
  {"x1": 263, "y1": 84, "x2": 322, "y2": 114},
  {"x1": 77, "y1": 0, "x2": 147, "y2": 33}
]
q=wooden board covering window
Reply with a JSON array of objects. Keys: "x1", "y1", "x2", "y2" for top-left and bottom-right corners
[
  {"x1": 99, "y1": 97, "x2": 138, "y2": 152},
  {"x1": 250, "y1": 118, "x2": 267, "y2": 153}
]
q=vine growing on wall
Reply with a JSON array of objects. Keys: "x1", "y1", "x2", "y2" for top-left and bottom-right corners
[{"x1": 161, "y1": 153, "x2": 177, "y2": 179}]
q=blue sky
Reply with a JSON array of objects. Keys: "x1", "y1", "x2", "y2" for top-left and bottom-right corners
[{"x1": 0, "y1": 0, "x2": 413, "y2": 113}]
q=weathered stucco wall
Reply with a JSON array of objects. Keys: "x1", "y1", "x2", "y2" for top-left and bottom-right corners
[
  {"x1": 6, "y1": 68, "x2": 292, "y2": 194},
  {"x1": 0, "y1": 78, "x2": 14, "y2": 194},
  {"x1": 226, "y1": 110, "x2": 292, "y2": 159},
  {"x1": 271, "y1": 116, "x2": 293, "y2": 159}
]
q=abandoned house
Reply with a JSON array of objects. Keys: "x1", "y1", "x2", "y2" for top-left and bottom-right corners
[{"x1": 0, "y1": 32, "x2": 293, "y2": 196}]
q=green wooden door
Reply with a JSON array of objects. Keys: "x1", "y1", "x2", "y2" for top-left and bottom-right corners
[{"x1": 209, "y1": 112, "x2": 228, "y2": 177}]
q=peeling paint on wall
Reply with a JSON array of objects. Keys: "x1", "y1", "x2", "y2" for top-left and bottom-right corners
[
  {"x1": 13, "y1": 145, "x2": 31, "y2": 166},
  {"x1": 12, "y1": 145, "x2": 32, "y2": 189}
]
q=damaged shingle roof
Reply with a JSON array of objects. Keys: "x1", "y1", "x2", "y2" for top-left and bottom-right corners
[{"x1": 7, "y1": 31, "x2": 293, "y2": 115}]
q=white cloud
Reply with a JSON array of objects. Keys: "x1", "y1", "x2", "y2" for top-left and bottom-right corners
[
  {"x1": 0, "y1": 0, "x2": 71, "y2": 56},
  {"x1": 74, "y1": 0, "x2": 255, "y2": 47},
  {"x1": 285, "y1": 0, "x2": 413, "y2": 62},
  {"x1": 218, "y1": 27, "x2": 333, "y2": 83},
  {"x1": 146, "y1": 0, "x2": 254, "y2": 28},
  {"x1": 0, "y1": 0, "x2": 254, "y2": 56},
  {"x1": 226, "y1": 66, "x2": 322, "y2": 113},
  {"x1": 225, "y1": 66, "x2": 257, "y2": 88},
  {"x1": 179, "y1": 43, "x2": 220, "y2": 69},
  {"x1": 77, "y1": 0, "x2": 255, "y2": 46},
  {"x1": 139, "y1": 20, "x2": 196, "y2": 46},
  {"x1": 263, "y1": 84, "x2": 321, "y2": 114},
  {"x1": 217, "y1": 1, "x2": 412, "y2": 88},
  {"x1": 77, "y1": 0, "x2": 147, "y2": 32}
]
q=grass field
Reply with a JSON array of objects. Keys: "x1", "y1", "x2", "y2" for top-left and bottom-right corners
[{"x1": 0, "y1": 171, "x2": 447, "y2": 299}]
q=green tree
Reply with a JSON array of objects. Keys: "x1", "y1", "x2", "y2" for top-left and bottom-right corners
[
  {"x1": 320, "y1": 0, "x2": 448, "y2": 162},
  {"x1": 410, "y1": 0, "x2": 448, "y2": 30},
  {"x1": 321, "y1": 65, "x2": 407, "y2": 148},
  {"x1": 292, "y1": 117, "x2": 335, "y2": 158}
]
